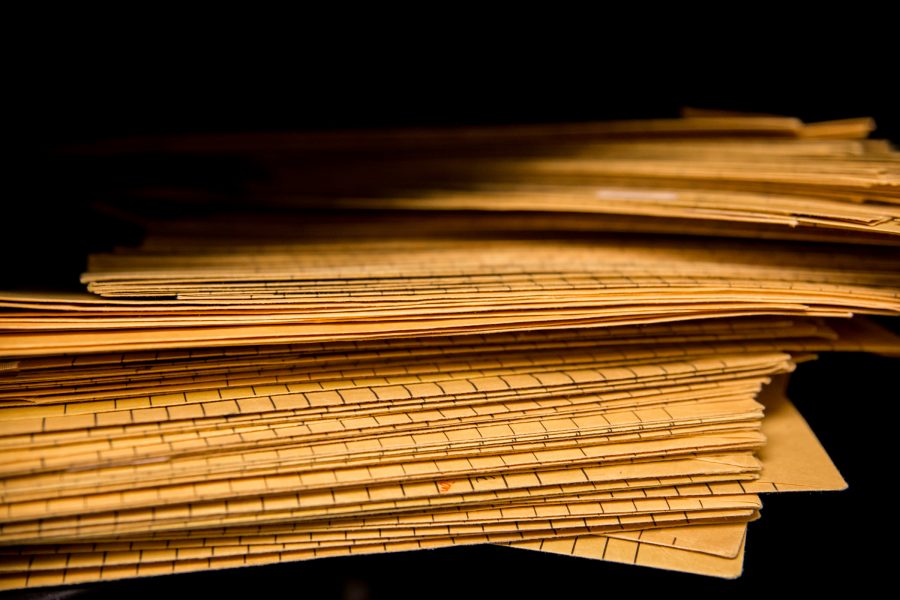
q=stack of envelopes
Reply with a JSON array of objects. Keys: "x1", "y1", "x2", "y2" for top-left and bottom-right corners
[{"x1": 1, "y1": 111, "x2": 899, "y2": 589}]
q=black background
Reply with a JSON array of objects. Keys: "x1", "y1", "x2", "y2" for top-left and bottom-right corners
[{"x1": 4, "y1": 46, "x2": 899, "y2": 598}]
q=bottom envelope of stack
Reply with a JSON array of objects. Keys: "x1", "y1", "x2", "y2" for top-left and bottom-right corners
[
  {"x1": 509, "y1": 378, "x2": 845, "y2": 577},
  {"x1": 0, "y1": 316, "x2": 881, "y2": 589}
]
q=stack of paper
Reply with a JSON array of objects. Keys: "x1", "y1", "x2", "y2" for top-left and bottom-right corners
[
  {"x1": 79, "y1": 109, "x2": 898, "y2": 244},
  {"x1": 0, "y1": 235, "x2": 897, "y2": 356},
  {"x1": 1, "y1": 112, "x2": 898, "y2": 589}
]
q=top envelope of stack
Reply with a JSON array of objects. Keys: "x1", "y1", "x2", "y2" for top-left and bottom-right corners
[{"x1": 67, "y1": 109, "x2": 900, "y2": 244}]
